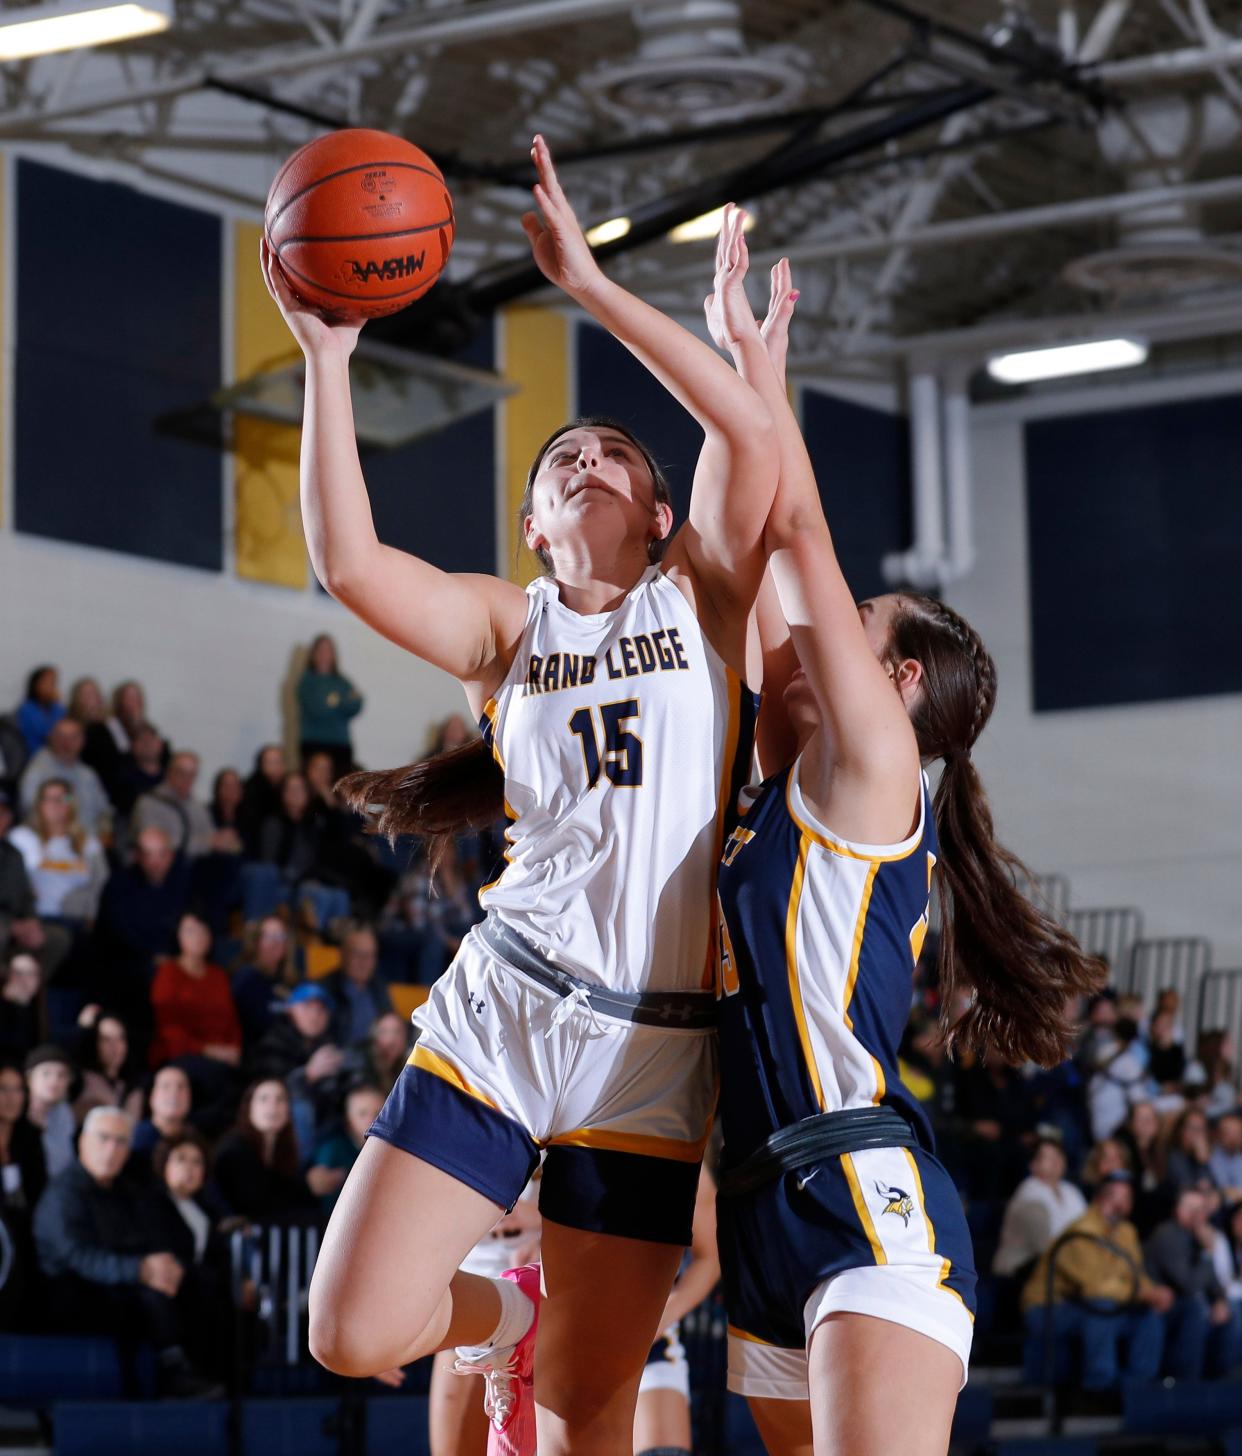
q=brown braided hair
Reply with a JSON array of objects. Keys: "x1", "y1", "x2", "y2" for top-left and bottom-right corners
[{"x1": 887, "y1": 595, "x2": 1105, "y2": 1067}]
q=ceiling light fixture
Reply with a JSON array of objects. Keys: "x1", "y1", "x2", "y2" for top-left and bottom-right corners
[
  {"x1": 669, "y1": 205, "x2": 757, "y2": 245},
  {"x1": 586, "y1": 216, "x2": 631, "y2": 247},
  {"x1": 986, "y1": 337, "x2": 1149, "y2": 384},
  {"x1": 0, "y1": 0, "x2": 171, "y2": 60}
]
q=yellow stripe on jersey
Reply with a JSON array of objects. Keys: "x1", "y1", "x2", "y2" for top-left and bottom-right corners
[
  {"x1": 841, "y1": 1152, "x2": 887, "y2": 1265},
  {"x1": 784, "y1": 833, "x2": 827, "y2": 1111},
  {"x1": 783, "y1": 770, "x2": 923, "y2": 864},
  {"x1": 481, "y1": 698, "x2": 506, "y2": 772},
  {"x1": 902, "y1": 1148, "x2": 973, "y2": 1317},
  {"x1": 547, "y1": 1124, "x2": 709, "y2": 1164},
  {"x1": 841, "y1": 862, "x2": 886, "y2": 1103},
  {"x1": 700, "y1": 667, "x2": 743, "y2": 989},
  {"x1": 409, "y1": 1045, "x2": 501, "y2": 1111},
  {"x1": 728, "y1": 1323, "x2": 780, "y2": 1347}
]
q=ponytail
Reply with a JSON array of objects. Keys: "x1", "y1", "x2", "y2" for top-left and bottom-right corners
[
  {"x1": 336, "y1": 739, "x2": 503, "y2": 870},
  {"x1": 889, "y1": 596, "x2": 1105, "y2": 1067},
  {"x1": 933, "y1": 752, "x2": 1103, "y2": 1066}
]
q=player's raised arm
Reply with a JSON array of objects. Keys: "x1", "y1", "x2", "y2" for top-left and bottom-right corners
[
  {"x1": 522, "y1": 136, "x2": 778, "y2": 625},
  {"x1": 718, "y1": 259, "x2": 920, "y2": 819},
  {"x1": 259, "y1": 241, "x2": 527, "y2": 699}
]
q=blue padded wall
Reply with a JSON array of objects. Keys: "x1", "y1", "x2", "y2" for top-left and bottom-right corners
[
  {"x1": 1025, "y1": 394, "x2": 1242, "y2": 712},
  {"x1": 362, "y1": 323, "x2": 496, "y2": 574},
  {"x1": 800, "y1": 389, "x2": 912, "y2": 602},
  {"x1": 14, "y1": 160, "x2": 223, "y2": 570}
]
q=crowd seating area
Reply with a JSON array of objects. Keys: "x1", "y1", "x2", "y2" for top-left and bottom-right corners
[{"x1": 2, "y1": 657, "x2": 1242, "y2": 1455}]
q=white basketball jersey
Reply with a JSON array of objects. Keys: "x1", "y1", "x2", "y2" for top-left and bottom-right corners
[{"x1": 479, "y1": 566, "x2": 755, "y2": 995}]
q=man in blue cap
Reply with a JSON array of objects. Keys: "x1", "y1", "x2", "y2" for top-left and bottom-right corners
[{"x1": 249, "y1": 982, "x2": 353, "y2": 1159}]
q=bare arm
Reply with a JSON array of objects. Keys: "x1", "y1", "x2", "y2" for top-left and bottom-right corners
[
  {"x1": 724, "y1": 263, "x2": 920, "y2": 838},
  {"x1": 259, "y1": 243, "x2": 527, "y2": 700},
  {"x1": 523, "y1": 141, "x2": 777, "y2": 627}
]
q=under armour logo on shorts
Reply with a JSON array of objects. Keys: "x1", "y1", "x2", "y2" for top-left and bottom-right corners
[{"x1": 468, "y1": 992, "x2": 486, "y2": 1015}]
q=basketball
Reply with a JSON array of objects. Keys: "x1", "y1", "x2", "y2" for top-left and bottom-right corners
[{"x1": 264, "y1": 128, "x2": 455, "y2": 321}]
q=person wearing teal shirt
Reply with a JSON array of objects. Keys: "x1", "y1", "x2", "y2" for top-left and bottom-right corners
[
  {"x1": 307, "y1": 1083, "x2": 386, "y2": 1213},
  {"x1": 297, "y1": 635, "x2": 363, "y2": 778}
]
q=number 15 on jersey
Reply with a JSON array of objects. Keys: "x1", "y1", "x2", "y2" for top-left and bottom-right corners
[{"x1": 568, "y1": 699, "x2": 644, "y2": 787}]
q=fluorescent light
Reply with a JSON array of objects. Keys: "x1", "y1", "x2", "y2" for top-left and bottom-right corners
[
  {"x1": 987, "y1": 338, "x2": 1148, "y2": 385},
  {"x1": 0, "y1": 0, "x2": 171, "y2": 60},
  {"x1": 586, "y1": 215, "x2": 631, "y2": 247},
  {"x1": 669, "y1": 205, "x2": 757, "y2": 244}
]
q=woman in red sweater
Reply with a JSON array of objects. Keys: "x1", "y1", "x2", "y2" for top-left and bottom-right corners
[{"x1": 150, "y1": 913, "x2": 242, "y2": 1071}]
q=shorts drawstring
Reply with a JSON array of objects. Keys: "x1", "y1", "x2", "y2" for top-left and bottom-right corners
[{"x1": 546, "y1": 984, "x2": 615, "y2": 1039}]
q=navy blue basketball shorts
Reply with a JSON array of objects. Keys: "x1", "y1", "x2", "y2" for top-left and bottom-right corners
[{"x1": 719, "y1": 1143, "x2": 976, "y2": 1398}]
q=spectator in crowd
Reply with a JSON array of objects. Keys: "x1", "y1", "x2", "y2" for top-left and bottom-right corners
[
  {"x1": 209, "y1": 768, "x2": 244, "y2": 838},
  {"x1": 1082, "y1": 1137, "x2": 1132, "y2": 1187},
  {"x1": 129, "y1": 1064, "x2": 192, "y2": 1177},
  {"x1": 148, "y1": 914, "x2": 241, "y2": 1131},
  {"x1": 140, "y1": 1131, "x2": 235, "y2": 1374},
  {"x1": 296, "y1": 634, "x2": 363, "y2": 780},
  {"x1": 427, "y1": 713, "x2": 470, "y2": 755},
  {"x1": 249, "y1": 984, "x2": 349, "y2": 1152},
  {"x1": 111, "y1": 721, "x2": 168, "y2": 820},
  {"x1": 1146, "y1": 1187, "x2": 1242, "y2": 1378},
  {"x1": 1089, "y1": 1016, "x2": 1152, "y2": 1142},
  {"x1": 951, "y1": 1048, "x2": 1036, "y2": 1201},
  {"x1": 212, "y1": 1079, "x2": 318, "y2": 1226},
  {"x1": 0, "y1": 787, "x2": 70, "y2": 978},
  {"x1": 25, "y1": 1043, "x2": 76, "y2": 1178},
  {"x1": 994, "y1": 1137, "x2": 1088, "y2": 1279},
  {"x1": 20, "y1": 719, "x2": 110, "y2": 838},
  {"x1": 0, "y1": 711, "x2": 28, "y2": 790},
  {"x1": 256, "y1": 771, "x2": 351, "y2": 932},
  {"x1": 307, "y1": 1083, "x2": 385, "y2": 1214},
  {"x1": 238, "y1": 745, "x2": 286, "y2": 854},
  {"x1": 1076, "y1": 990, "x2": 1118, "y2": 1077},
  {"x1": 1148, "y1": 1006, "x2": 1188, "y2": 1106},
  {"x1": 0, "y1": 1058, "x2": 47, "y2": 1217},
  {"x1": 1210, "y1": 1113, "x2": 1242, "y2": 1202},
  {"x1": 106, "y1": 682, "x2": 154, "y2": 757},
  {"x1": 68, "y1": 678, "x2": 123, "y2": 809},
  {"x1": 1022, "y1": 1171, "x2": 1173, "y2": 1390},
  {"x1": 8, "y1": 778, "x2": 108, "y2": 932},
  {"x1": 1188, "y1": 1029, "x2": 1237, "y2": 1120},
  {"x1": 33, "y1": 1106, "x2": 221, "y2": 1397},
  {"x1": 1116, "y1": 1100, "x2": 1166, "y2": 1235},
  {"x1": 0, "y1": 953, "x2": 45, "y2": 1061},
  {"x1": 231, "y1": 915, "x2": 296, "y2": 1048},
  {"x1": 323, "y1": 923, "x2": 390, "y2": 1046},
  {"x1": 1216, "y1": 1201, "x2": 1242, "y2": 1318},
  {"x1": 302, "y1": 752, "x2": 393, "y2": 921},
  {"x1": 15, "y1": 666, "x2": 64, "y2": 757},
  {"x1": 132, "y1": 752, "x2": 230, "y2": 860},
  {"x1": 73, "y1": 1009, "x2": 145, "y2": 1124},
  {"x1": 366, "y1": 1011, "x2": 411, "y2": 1095},
  {"x1": 92, "y1": 827, "x2": 190, "y2": 1028},
  {"x1": 1165, "y1": 1107, "x2": 1218, "y2": 1194}
]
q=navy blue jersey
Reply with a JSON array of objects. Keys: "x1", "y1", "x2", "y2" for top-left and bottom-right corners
[{"x1": 716, "y1": 758, "x2": 938, "y2": 1165}]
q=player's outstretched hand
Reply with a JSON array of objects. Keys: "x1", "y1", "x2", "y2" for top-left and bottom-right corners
[
  {"x1": 259, "y1": 236, "x2": 363, "y2": 359},
  {"x1": 522, "y1": 134, "x2": 606, "y2": 299},
  {"x1": 703, "y1": 204, "x2": 761, "y2": 354},
  {"x1": 760, "y1": 256, "x2": 798, "y2": 385}
]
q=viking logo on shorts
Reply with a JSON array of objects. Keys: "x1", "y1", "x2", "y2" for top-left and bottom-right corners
[{"x1": 875, "y1": 1181, "x2": 915, "y2": 1226}]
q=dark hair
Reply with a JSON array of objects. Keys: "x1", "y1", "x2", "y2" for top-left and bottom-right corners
[
  {"x1": 236, "y1": 1078, "x2": 300, "y2": 1181},
  {"x1": 308, "y1": 634, "x2": 339, "y2": 673},
  {"x1": 339, "y1": 418, "x2": 671, "y2": 859},
  {"x1": 152, "y1": 1128, "x2": 210, "y2": 1185},
  {"x1": 24, "y1": 665, "x2": 56, "y2": 702},
  {"x1": 80, "y1": 1009, "x2": 136, "y2": 1081},
  {"x1": 885, "y1": 594, "x2": 1105, "y2": 1068},
  {"x1": 517, "y1": 417, "x2": 673, "y2": 576}
]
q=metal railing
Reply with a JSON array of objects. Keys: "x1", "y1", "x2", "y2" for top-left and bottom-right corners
[
  {"x1": 1065, "y1": 907, "x2": 1144, "y2": 987},
  {"x1": 1127, "y1": 936, "x2": 1212, "y2": 1036}
]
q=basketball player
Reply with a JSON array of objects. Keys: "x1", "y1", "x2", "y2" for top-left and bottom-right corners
[
  {"x1": 700, "y1": 238, "x2": 1104, "y2": 1455},
  {"x1": 260, "y1": 137, "x2": 775, "y2": 1456}
]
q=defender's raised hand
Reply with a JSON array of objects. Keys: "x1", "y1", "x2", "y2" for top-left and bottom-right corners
[
  {"x1": 760, "y1": 257, "x2": 798, "y2": 386},
  {"x1": 521, "y1": 134, "x2": 606, "y2": 299},
  {"x1": 703, "y1": 203, "x2": 760, "y2": 353}
]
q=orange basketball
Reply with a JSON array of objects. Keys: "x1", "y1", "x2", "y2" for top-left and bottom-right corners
[{"x1": 265, "y1": 129, "x2": 455, "y2": 321}]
